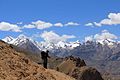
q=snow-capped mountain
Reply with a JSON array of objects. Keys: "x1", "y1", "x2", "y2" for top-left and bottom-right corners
[
  {"x1": 2, "y1": 36, "x2": 14, "y2": 43},
  {"x1": 2, "y1": 35, "x2": 120, "y2": 60},
  {"x1": 2, "y1": 35, "x2": 41, "y2": 54},
  {"x1": 2, "y1": 35, "x2": 81, "y2": 57}
]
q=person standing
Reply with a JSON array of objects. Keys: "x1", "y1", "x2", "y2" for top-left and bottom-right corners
[{"x1": 41, "y1": 50, "x2": 50, "y2": 69}]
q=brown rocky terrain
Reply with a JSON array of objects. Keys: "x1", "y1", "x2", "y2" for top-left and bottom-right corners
[
  {"x1": 56, "y1": 56, "x2": 86, "y2": 74},
  {"x1": 69, "y1": 67, "x2": 104, "y2": 80},
  {"x1": 0, "y1": 40, "x2": 105, "y2": 80},
  {"x1": 56, "y1": 56, "x2": 104, "y2": 80},
  {"x1": 0, "y1": 40, "x2": 75, "y2": 80}
]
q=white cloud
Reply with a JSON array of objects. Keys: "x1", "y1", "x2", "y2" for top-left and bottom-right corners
[
  {"x1": 85, "y1": 35, "x2": 94, "y2": 42},
  {"x1": 22, "y1": 20, "x2": 80, "y2": 29},
  {"x1": 65, "y1": 22, "x2": 80, "y2": 26},
  {"x1": 54, "y1": 23, "x2": 63, "y2": 27},
  {"x1": 0, "y1": 22, "x2": 22, "y2": 32},
  {"x1": 62, "y1": 35, "x2": 76, "y2": 40},
  {"x1": 32, "y1": 20, "x2": 53, "y2": 29},
  {"x1": 23, "y1": 24, "x2": 35, "y2": 28},
  {"x1": 94, "y1": 13, "x2": 120, "y2": 26},
  {"x1": 101, "y1": 29, "x2": 108, "y2": 33},
  {"x1": 17, "y1": 22, "x2": 23, "y2": 25},
  {"x1": 40, "y1": 31, "x2": 76, "y2": 43},
  {"x1": 94, "y1": 30, "x2": 118, "y2": 40},
  {"x1": 84, "y1": 30, "x2": 118, "y2": 41},
  {"x1": 85, "y1": 23, "x2": 93, "y2": 27},
  {"x1": 85, "y1": 22, "x2": 101, "y2": 27},
  {"x1": 93, "y1": 22, "x2": 102, "y2": 27},
  {"x1": 85, "y1": 13, "x2": 120, "y2": 27}
]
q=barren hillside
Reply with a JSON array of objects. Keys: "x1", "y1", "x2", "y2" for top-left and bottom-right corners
[{"x1": 0, "y1": 40, "x2": 75, "y2": 80}]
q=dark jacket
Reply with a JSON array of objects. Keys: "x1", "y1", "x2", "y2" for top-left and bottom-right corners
[{"x1": 41, "y1": 51, "x2": 50, "y2": 59}]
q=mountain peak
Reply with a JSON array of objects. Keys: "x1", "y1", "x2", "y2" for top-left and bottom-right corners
[
  {"x1": 12, "y1": 34, "x2": 31, "y2": 46},
  {"x1": 2, "y1": 36, "x2": 14, "y2": 43}
]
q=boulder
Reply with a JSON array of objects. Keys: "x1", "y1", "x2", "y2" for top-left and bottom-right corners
[
  {"x1": 56, "y1": 56, "x2": 86, "y2": 74},
  {"x1": 69, "y1": 66, "x2": 104, "y2": 80}
]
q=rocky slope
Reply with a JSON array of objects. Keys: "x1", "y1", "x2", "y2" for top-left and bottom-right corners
[
  {"x1": 2, "y1": 35, "x2": 120, "y2": 80},
  {"x1": 55, "y1": 56, "x2": 103, "y2": 80},
  {"x1": 70, "y1": 66, "x2": 103, "y2": 80},
  {"x1": 0, "y1": 40, "x2": 75, "y2": 80}
]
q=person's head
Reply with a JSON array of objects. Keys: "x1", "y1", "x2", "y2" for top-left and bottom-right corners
[{"x1": 46, "y1": 50, "x2": 49, "y2": 53}]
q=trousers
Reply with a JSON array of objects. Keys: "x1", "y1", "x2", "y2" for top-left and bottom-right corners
[{"x1": 43, "y1": 58, "x2": 47, "y2": 69}]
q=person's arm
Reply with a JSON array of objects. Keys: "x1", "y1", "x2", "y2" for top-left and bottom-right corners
[{"x1": 47, "y1": 53, "x2": 51, "y2": 58}]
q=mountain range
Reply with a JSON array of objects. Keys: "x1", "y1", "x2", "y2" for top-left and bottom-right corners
[
  {"x1": 2, "y1": 34, "x2": 120, "y2": 80},
  {"x1": 2, "y1": 34, "x2": 120, "y2": 60}
]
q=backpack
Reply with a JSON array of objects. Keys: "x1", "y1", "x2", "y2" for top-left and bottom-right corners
[{"x1": 41, "y1": 51, "x2": 45, "y2": 59}]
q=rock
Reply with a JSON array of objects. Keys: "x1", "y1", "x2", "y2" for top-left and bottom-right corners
[
  {"x1": 56, "y1": 56, "x2": 103, "y2": 80},
  {"x1": 56, "y1": 56, "x2": 86, "y2": 74},
  {"x1": 69, "y1": 66, "x2": 104, "y2": 80}
]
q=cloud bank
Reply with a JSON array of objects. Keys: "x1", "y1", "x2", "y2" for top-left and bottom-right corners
[
  {"x1": 85, "y1": 13, "x2": 120, "y2": 27},
  {"x1": 85, "y1": 30, "x2": 118, "y2": 42},
  {"x1": 23, "y1": 20, "x2": 80, "y2": 29},
  {"x1": 0, "y1": 22, "x2": 22, "y2": 32},
  {"x1": 0, "y1": 20, "x2": 80, "y2": 32},
  {"x1": 65, "y1": 22, "x2": 80, "y2": 26},
  {"x1": 40, "y1": 31, "x2": 76, "y2": 43}
]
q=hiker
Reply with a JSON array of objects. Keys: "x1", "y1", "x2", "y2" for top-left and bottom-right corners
[{"x1": 41, "y1": 50, "x2": 50, "y2": 69}]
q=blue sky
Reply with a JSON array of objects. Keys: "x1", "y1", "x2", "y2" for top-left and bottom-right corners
[{"x1": 0, "y1": 0, "x2": 120, "y2": 42}]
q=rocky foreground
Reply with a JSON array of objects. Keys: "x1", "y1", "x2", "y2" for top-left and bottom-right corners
[
  {"x1": 0, "y1": 40, "x2": 105, "y2": 80},
  {"x1": 56, "y1": 56, "x2": 103, "y2": 80},
  {"x1": 0, "y1": 40, "x2": 75, "y2": 80}
]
